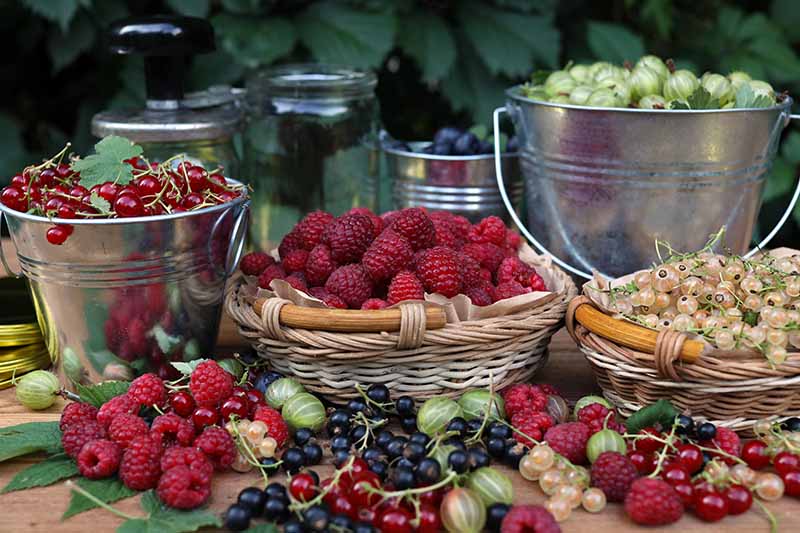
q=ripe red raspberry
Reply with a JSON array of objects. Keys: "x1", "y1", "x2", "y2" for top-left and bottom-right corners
[
  {"x1": 161, "y1": 446, "x2": 214, "y2": 478},
  {"x1": 361, "y1": 298, "x2": 389, "y2": 310},
  {"x1": 239, "y1": 252, "x2": 274, "y2": 276},
  {"x1": 387, "y1": 270, "x2": 425, "y2": 305},
  {"x1": 494, "y1": 281, "x2": 531, "y2": 302},
  {"x1": 308, "y1": 287, "x2": 348, "y2": 309},
  {"x1": 157, "y1": 465, "x2": 211, "y2": 509},
  {"x1": 505, "y1": 230, "x2": 522, "y2": 252},
  {"x1": 278, "y1": 228, "x2": 304, "y2": 259},
  {"x1": 468, "y1": 216, "x2": 507, "y2": 246},
  {"x1": 325, "y1": 264, "x2": 374, "y2": 308},
  {"x1": 624, "y1": 477, "x2": 684, "y2": 525},
  {"x1": 77, "y1": 439, "x2": 122, "y2": 479},
  {"x1": 108, "y1": 413, "x2": 149, "y2": 449},
  {"x1": 577, "y1": 403, "x2": 624, "y2": 435},
  {"x1": 96, "y1": 394, "x2": 138, "y2": 429},
  {"x1": 511, "y1": 410, "x2": 554, "y2": 445},
  {"x1": 119, "y1": 433, "x2": 163, "y2": 490},
  {"x1": 496, "y1": 256, "x2": 533, "y2": 286},
  {"x1": 362, "y1": 230, "x2": 414, "y2": 282},
  {"x1": 700, "y1": 427, "x2": 741, "y2": 464},
  {"x1": 323, "y1": 213, "x2": 374, "y2": 264},
  {"x1": 282, "y1": 249, "x2": 309, "y2": 273},
  {"x1": 346, "y1": 207, "x2": 383, "y2": 238},
  {"x1": 450, "y1": 214, "x2": 471, "y2": 236},
  {"x1": 591, "y1": 451, "x2": 639, "y2": 502},
  {"x1": 190, "y1": 360, "x2": 234, "y2": 408},
  {"x1": 59, "y1": 402, "x2": 99, "y2": 431},
  {"x1": 544, "y1": 422, "x2": 592, "y2": 464},
  {"x1": 462, "y1": 242, "x2": 506, "y2": 272},
  {"x1": 500, "y1": 505, "x2": 560, "y2": 533},
  {"x1": 380, "y1": 210, "x2": 400, "y2": 227},
  {"x1": 540, "y1": 384, "x2": 561, "y2": 397},
  {"x1": 253, "y1": 405, "x2": 290, "y2": 448},
  {"x1": 295, "y1": 211, "x2": 335, "y2": 249},
  {"x1": 529, "y1": 272, "x2": 547, "y2": 292},
  {"x1": 502, "y1": 383, "x2": 548, "y2": 416},
  {"x1": 458, "y1": 252, "x2": 484, "y2": 288},
  {"x1": 62, "y1": 420, "x2": 107, "y2": 459},
  {"x1": 257, "y1": 263, "x2": 286, "y2": 289},
  {"x1": 305, "y1": 244, "x2": 336, "y2": 286},
  {"x1": 194, "y1": 426, "x2": 236, "y2": 471},
  {"x1": 151, "y1": 413, "x2": 195, "y2": 446},
  {"x1": 415, "y1": 246, "x2": 461, "y2": 297},
  {"x1": 465, "y1": 283, "x2": 494, "y2": 306},
  {"x1": 284, "y1": 272, "x2": 308, "y2": 292},
  {"x1": 128, "y1": 373, "x2": 166, "y2": 407},
  {"x1": 431, "y1": 218, "x2": 462, "y2": 249},
  {"x1": 389, "y1": 208, "x2": 436, "y2": 251}
]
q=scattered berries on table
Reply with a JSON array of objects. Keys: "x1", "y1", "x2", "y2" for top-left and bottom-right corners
[{"x1": 252, "y1": 406, "x2": 289, "y2": 448}]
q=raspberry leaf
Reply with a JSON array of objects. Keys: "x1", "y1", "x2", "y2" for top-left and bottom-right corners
[
  {"x1": 70, "y1": 135, "x2": 143, "y2": 189},
  {"x1": 75, "y1": 381, "x2": 131, "y2": 408},
  {"x1": 0, "y1": 421, "x2": 63, "y2": 461},
  {"x1": 170, "y1": 359, "x2": 207, "y2": 376},
  {"x1": 116, "y1": 490, "x2": 221, "y2": 533},
  {"x1": 1, "y1": 453, "x2": 78, "y2": 493},
  {"x1": 63, "y1": 477, "x2": 137, "y2": 519},
  {"x1": 625, "y1": 399, "x2": 679, "y2": 434}
]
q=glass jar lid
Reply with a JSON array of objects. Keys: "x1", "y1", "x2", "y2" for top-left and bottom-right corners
[{"x1": 247, "y1": 63, "x2": 377, "y2": 101}]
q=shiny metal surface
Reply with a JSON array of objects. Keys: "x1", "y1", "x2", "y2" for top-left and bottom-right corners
[
  {"x1": 384, "y1": 142, "x2": 523, "y2": 222},
  {"x1": 0, "y1": 186, "x2": 249, "y2": 388},
  {"x1": 502, "y1": 87, "x2": 793, "y2": 278}
]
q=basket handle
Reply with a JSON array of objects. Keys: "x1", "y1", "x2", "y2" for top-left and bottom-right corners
[{"x1": 0, "y1": 212, "x2": 22, "y2": 278}]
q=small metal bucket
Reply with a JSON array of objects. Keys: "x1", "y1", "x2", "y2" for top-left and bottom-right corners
[
  {"x1": 493, "y1": 88, "x2": 800, "y2": 279},
  {"x1": 0, "y1": 185, "x2": 249, "y2": 387},
  {"x1": 383, "y1": 136, "x2": 523, "y2": 222}
]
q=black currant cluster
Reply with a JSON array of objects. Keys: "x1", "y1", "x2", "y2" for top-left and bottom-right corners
[
  {"x1": 279, "y1": 429, "x2": 325, "y2": 474},
  {"x1": 224, "y1": 483, "x2": 293, "y2": 531},
  {"x1": 386, "y1": 126, "x2": 519, "y2": 156},
  {"x1": 443, "y1": 417, "x2": 529, "y2": 470}
]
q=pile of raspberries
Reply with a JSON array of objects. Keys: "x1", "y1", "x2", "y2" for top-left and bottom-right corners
[{"x1": 239, "y1": 207, "x2": 547, "y2": 309}]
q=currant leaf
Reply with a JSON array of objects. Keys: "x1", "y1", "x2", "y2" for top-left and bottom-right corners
[{"x1": 70, "y1": 136, "x2": 143, "y2": 189}]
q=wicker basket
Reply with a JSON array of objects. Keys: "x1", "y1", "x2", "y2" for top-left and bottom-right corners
[
  {"x1": 224, "y1": 257, "x2": 576, "y2": 402},
  {"x1": 566, "y1": 295, "x2": 800, "y2": 435}
]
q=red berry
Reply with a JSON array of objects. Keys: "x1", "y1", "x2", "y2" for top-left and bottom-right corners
[
  {"x1": 295, "y1": 210, "x2": 335, "y2": 250},
  {"x1": 783, "y1": 470, "x2": 800, "y2": 497},
  {"x1": 672, "y1": 482, "x2": 694, "y2": 508},
  {"x1": 257, "y1": 263, "x2": 286, "y2": 289},
  {"x1": 500, "y1": 505, "x2": 560, "y2": 533},
  {"x1": 284, "y1": 272, "x2": 308, "y2": 292},
  {"x1": 362, "y1": 230, "x2": 414, "y2": 282},
  {"x1": 361, "y1": 298, "x2": 388, "y2": 310},
  {"x1": 386, "y1": 270, "x2": 425, "y2": 305},
  {"x1": 191, "y1": 406, "x2": 219, "y2": 430},
  {"x1": 240, "y1": 252, "x2": 275, "y2": 277},
  {"x1": 252, "y1": 405, "x2": 290, "y2": 448},
  {"x1": 417, "y1": 504, "x2": 442, "y2": 533},
  {"x1": 350, "y1": 471, "x2": 381, "y2": 507},
  {"x1": 511, "y1": 409, "x2": 554, "y2": 445},
  {"x1": 389, "y1": 207, "x2": 435, "y2": 251},
  {"x1": 495, "y1": 256, "x2": 534, "y2": 286},
  {"x1": 289, "y1": 472, "x2": 317, "y2": 502},
  {"x1": 77, "y1": 439, "x2": 122, "y2": 479},
  {"x1": 193, "y1": 426, "x2": 237, "y2": 471},
  {"x1": 627, "y1": 450, "x2": 656, "y2": 474},
  {"x1": 590, "y1": 451, "x2": 639, "y2": 502},
  {"x1": 723, "y1": 484, "x2": 753, "y2": 515},
  {"x1": 379, "y1": 508, "x2": 413, "y2": 533},
  {"x1": 544, "y1": 422, "x2": 592, "y2": 464},
  {"x1": 325, "y1": 264, "x2": 374, "y2": 309},
  {"x1": 59, "y1": 402, "x2": 99, "y2": 431},
  {"x1": 576, "y1": 402, "x2": 624, "y2": 435},
  {"x1": 96, "y1": 394, "x2": 138, "y2": 429},
  {"x1": 189, "y1": 360, "x2": 234, "y2": 408},
  {"x1": 502, "y1": 383, "x2": 548, "y2": 416},
  {"x1": 156, "y1": 465, "x2": 211, "y2": 509},
  {"x1": 773, "y1": 451, "x2": 800, "y2": 476},
  {"x1": 119, "y1": 433, "x2": 163, "y2": 490},
  {"x1": 468, "y1": 216, "x2": 506, "y2": 246},
  {"x1": 151, "y1": 412, "x2": 195, "y2": 446},
  {"x1": 676, "y1": 443, "x2": 704, "y2": 474},
  {"x1": 494, "y1": 280, "x2": 530, "y2": 301},
  {"x1": 62, "y1": 420, "x2": 107, "y2": 458},
  {"x1": 308, "y1": 287, "x2": 348, "y2": 309},
  {"x1": 98, "y1": 182, "x2": 120, "y2": 202},
  {"x1": 415, "y1": 246, "x2": 462, "y2": 297},
  {"x1": 114, "y1": 193, "x2": 144, "y2": 217},
  {"x1": 108, "y1": 413, "x2": 149, "y2": 449},
  {"x1": 323, "y1": 213, "x2": 374, "y2": 263},
  {"x1": 220, "y1": 397, "x2": 249, "y2": 421},
  {"x1": 346, "y1": 207, "x2": 383, "y2": 237},
  {"x1": 46, "y1": 225, "x2": 69, "y2": 245},
  {"x1": 1, "y1": 186, "x2": 25, "y2": 211},
  {"x1": 624, "y1": 477, "x2": 684, "y2": 526},
  {"x1": 134, "y1": 176, "x2": 160, "y2": 197},
  {"x1": 330, "y1": 495, "x2": 357, "y2": 520},
  {"x1": 633, "y1": 427, "x2": 663, "y2": 454},
  {"x1": 160, "y1": 446, "x2": 213, "y2": 478},
  {"x1": 346, "y1": 458, "x2": 371, "y2": 483},
  {"x1": 741, "y1": 440, "x2": 770, "y2": 470},
  {"x1": 283, "y1": 248, "x2": 310, "y2": 273},
  {"x1": 663, "y1": 464, "x2": 690, "y2": 486},
  {"x1": 700, "y1": 426, "x2": 741, "y2": 465},
  {"x1": 170, "y1": 392, "x2": 196, "y2": 417},
  {"x1": 693, "y1": 491, "x2": 728, "y2": 522},
  {"x1": 128, "y1": 373, "x2": 166, "y2": 407},
  {"x1": 304, "y1": 244, "x2": 336, "y2": 286}
]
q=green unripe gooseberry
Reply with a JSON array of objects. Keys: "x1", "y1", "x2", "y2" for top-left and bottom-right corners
[
  {"x1": 727, "y1": 71, "x2": 752, "y2": 90},
  {"x1": 587, "y1": 61, "x2": 614, "y2": 79},
  {"x1": 441, "y1": 488, "x2": 486, "y2": 533},
  {"x1": 569, "y1": 85, "x2": 594, "y2": 105},
  {"x1": 544, "y1": 71, "x2": 574, "y2": 96},
  {"x1": 458, "y1": 390, "x2": 506, "y2": 421},
  {"x1": 548, "y1": 95, "x2": 571, "y2": 104},
  {"x1": 635, "y1": 55, "x2": 669, "y2": 81},
  {"x1": 629, "y1": 66, "x2": 662, "y2": 100},
  {"x1": 15, "y1": 370, "x2": 60, "y2": 410},
  {"x1": 417, "y1": 397, "x2": 463, "y2": 436},
  {"x1": 586, "y1": 429, "x2": 627, "y2": 463},
  {"x1": 265, "y1": 377, "x2": 305, "y2": 409},
  {"x1": 586, "y1": 88, "x2": 619, "y2": 107},
  {"x1": 569, "y1": 64, "x2": 591, "y2": 84},
  {"x1": 749, "y1": 80, "x2": 776, "y2": 101},
  {"x1": 663, "y1": 69, "x2": 699, "y2": 101},
  {"x1": 593, "y1": 65, "x2": 627, "y2": 84},
  {"x1": 638, "y1": 94, "x2": 667, "y2": 109},
  {"x1": 281, "y1": 392, "x2": 326, "y2": 432},
  {"x1": 522, "y1": 84, "x2": 548, "y2": 101},
  {"x1": 466, "y1": 467, "x2": 513, "y2": 506},
  {"x1": 701, "y1": 73, "x2": 734, "y2": 106}
]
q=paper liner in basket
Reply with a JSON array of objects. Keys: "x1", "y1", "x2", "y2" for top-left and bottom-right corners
[{"x1": 244, "y1": 243, "x2": 565, "y2": 324}]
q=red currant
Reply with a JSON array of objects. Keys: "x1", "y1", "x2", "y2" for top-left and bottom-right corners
[
  {"x1": 693, "y1": 491, "x2": 728, "y2": 522},
  {"x1": 220, "y1": 397, "x2": 249, "y2": 421},
  {"x1": 663, "y1": 464, "x2": 690, "y2": 486},
  {"x1": 46, "y1": 225, "x2": 69, "y2": 245},
  {"x1": 245, "y1": 389, "x2": 264, "y2": 407},
  {"x1": 783, "y1": 470, "x2": 800, "y2": 497},
  {"x1": 379, "y1": 508, "x2": 413, "y2": 533},
  {"x1": 418, "y1": 489, "x2": 444, "y2": 507},
  {"x1": 672, "y1": 482, "x2": 694, "y2": 508},
  {"x1": 69, "y1": 185, "x2": 88, "y2": 198},
  {"x1": 723, "y1": 484, "x2": 752, "y2": 515},
  {"x1": 741, "y1": 440, "x2": 770, "y2": 470},
  {"x1": 344, "y1": 457, "x2": 370, "y2": 484},
  {"x1": 38, "y1": 169, "x2": 56, "y2": 187},
  {"x1": 134, "y1": 176, "x2": 160, "y2": 197},
  {"x1": 187, "y1": 166, "x2": 209, "y2": 190},
  {"x1": 56, "y1": 163, "x2": 72, "y2": 178},
  {"x1": 289, "y1": 472, "x2": 317, "y2": 502},
  {"x1": 774, "y1": 451, "x2": 800, "y2": 476},
  {"x1": 219, "y1": 191, "x2": 237, "y2": 203},
  {"x1": 1, "y1": 186, "x2": 25, "y2": 210},
  {"x1": 169, "y1": 391, "x2": 195, "y2": 417},
  {"x1": 208, "y1": 173, "x2": 226, "y2": 193},
  {"x1": 633, "y1": 427, "x2": 663, "y2": 453},
  {"x1": 191, "y1": 406, "x2": 219, "y2": 429},
  {"x1": 417, "y1": 503, "x2": 442, "y2": 533},
  {"x1": 114, "y1": 193, "x2": 144, "y2": 217},
  {"x1": 321, "y1": 478, "x2": 347, "y2": 506},
  {"x1": 330, "y1": 495, "x2": 357, "y2": 520},
  {"x1": 182, "y1": 192, "x2": 204, "y2": 210},
  {"x1": 676, "y1": 443, "x2": 704, "y2": 474},
  {"x1": 627, "y1": 450, "x2": 656, "y2": 474},
  {"x1": 57, "y1": 205, "x2": 76, "y2": 219},
  {"x1": 10, "y1": 174, "x2": 27, "y2": 188},
  {"x1": 350, "y1": 471, "x2": 381, "y2": 507}
]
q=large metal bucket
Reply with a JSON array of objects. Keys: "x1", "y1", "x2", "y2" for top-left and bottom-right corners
[
  {"x1": 493, "y1": 88, "x2": 800, "y2": 279},
  {"x1": 0, "y1": 186, "x2": 249, "y2": 387}
]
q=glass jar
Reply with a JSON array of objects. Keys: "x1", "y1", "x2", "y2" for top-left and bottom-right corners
[{"x1": 243, "y1": 64, "x2": 380, "y2": 251}]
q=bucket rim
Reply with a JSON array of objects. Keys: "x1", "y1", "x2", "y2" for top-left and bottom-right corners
[
  {"x1": 505, "y1": 85, "x2": 793, "y2": 114},
  {"x1": 0, "y1": 178, "x2": 249, "y2": 225},
  {"x1": 382, "y1": 141, "x2": 518, "y2": 162}
]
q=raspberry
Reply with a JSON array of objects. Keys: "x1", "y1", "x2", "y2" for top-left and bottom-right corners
[
  {"x1": 450, "y1": 214, "x2": 471, "y2": 236},
  {"x1": 387, "y1": 270, "x2": 425, "y2": 305},
  {"x1": 151, "y1": 413, "x2": 195, "y2": 446},
  {"x1": 431, "y1": 218, "x2": 461, "y2": 249},
  {"x1": 500, "y1": 505, "x2": 561, "y2": 533},
  {"x1": 157, "y1": 465, "x2": 211, "y2": 509},
  {"x1": 325, "y1": 264, "x2": 374, "y2": 308},
  {"x1": 278, "y1": 228, "x2": 304, "y2": 259},
  {"x1": 194, "y1": 426, "x2": 237, "y2": 471},
  {"x1": 624, "y1": 477, "x2": 684, "y2": 526},
  {"x1": 257, "y1": 263, "x2": 286, "y2": 290},
  {"x1": 283, "y1": 249, "x2": 309, "y2": 273},
  {"x1": 529, "y1": 272, "x2": 547, "y2": 292},
  {"x1": 577, "y1": 403, "x2": 624, "y2": 435},
  {"x1": 308, "y1": 287, "x2": 348, "y2": 309},
  {"x1": 128, "y1": 373, "x2": 166, "y2": 407},
  {"x1": 540, "y1": 384, "x2": 561, "y2": 397},
  {"x1": 346, "y1": 207, "x2": 383, "y2": 238},
  {"x1": 462, "y1": 242, "x2": 506, "y2": 272},
  {"x1": 362, "y1": 230, "x2": 414, "y2": 282},
  {"x1": 190, "y1": 360, "x2": 234, "y2": 408},
  {"x1": 161, "y1": 446, "x2": 214, "y2": 478},
  {"x1": 496, "y1": 256, "x2": 533, "y2": 286},
  {"x1": 494, "y1": 281, "x2": 531, "y2": 302},
  {"x1": 511, "y1": 410, "x2": 554, "y2": 445},
  {"x1": 77, "y1": 439, "x2": 122, "y2": 479},
  {"x1": 62, "y1": 421, "x2": 107, "y2": 459},
  {"x1": 284, "y1": 272, "x2": 308, "y2": 292},
  {"x1": 415, "y1": 246, "x2": 461, "y2": 297},
  {"x1": 380, "y1": 210, "x2": 400, "y2": 227},
  {"x1": 465, "y1": 283, "x2": 494, "y2": 306},
  {"x1": 59, "y1": 402, "x2": 99, "y2": 431},
  {"x1": 700, "y1": 427, "x2": 741, "y2": 464},
  {"x1": 119, "y1": 433, "x2": 162, "y2": 490},
  {"x1": 323, "y1": 213, "x2": 374, "y2": 264},
  {"x1": 252, "y1": 405, "x2": 290, "y2": 448},
  {"x1": 468, "y1": 216, "x2": 507, "y2": 246},
  {"x1": 108, "y1": 413, "x2": 149, "y2": 449},
  {"x1": 239, "y1": 252, "x2": 274, "y2": 276},
  {"x1": 305, "y1": 244, "x2": 336, "y2": 286},
  {"x1": 361, "y1": 298, "x2": 389, "y2": 310},
  {"x1": 295, "y1": 211, "x2": 334, "y2": 250},
  {"x1": 544, "y1": 422, "x2": 592, "y2": 464},
  {"x1": 458, "y1": 252, "x2": 483, "y2": 287},
  {"x1": 591, "y1": 451, "x2": 639, "y2": 502},
  {"x1": 505, "y1": 230, "x2": 522, "y2": 252},
  {"x1": 97, "y1": 394, "x2": 138, "y2": 429},
  {"x1": 502, "y1": 384, "x2": 548, "y2": 416},
  {"x1": 389, "y1": 208, "x2": 436, "y2": 251}
]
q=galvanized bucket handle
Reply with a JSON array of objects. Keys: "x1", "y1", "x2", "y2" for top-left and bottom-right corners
[
  {"x1": 493, "y1": 106, "x2": 800, "y2": 279},
  {"x1": 0, "y1": 211, "x2": 22, "y2": 278},
  {"x1": 208, "y1": 202, "x2": 250, "y2": 277}
]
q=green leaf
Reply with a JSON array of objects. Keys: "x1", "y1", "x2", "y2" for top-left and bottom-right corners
[
  {"x1": 638, "y1": 0, "x2": 673, "y2": 40},
  {"x1": 63, "y1": 477, "x2": 138, "y2": 519},
  {"x1": 170, "y1": 358, "x2": 207, "y2": 376},
  {"x1": 764, "y1": 157, "x2": 795, "y2": 203},
  {"x1": 70, "y1": 136, "x2": 143, "y2": 189},
  {"x1": 771, "y1": 0, "x2": 800, "y2": 43},
  {"x1": 396, "y1": 13, "x2": 455, "y2": 82},
  {"x1": 2, "y1": 454, "x2": 78, "y2": 493},
  {"x1": 75, "y1": 381, "x2": 130, "y2": 408},
  {"x1": 529, "y1": 70, "x2": 552, "y2": 85},
  {"x1": 668, "y1": 87, "x2": 721, "y2": 110},
  {"x1": 0, "y1": 422, "x2": 62, "y2": 461},
  {"x1": 469, "y1": 124, "x2": 489, "y2": 140},
  {"x1": 89, "y1": 192, "x2": 112, "y2": 215},
  {"x1": 117, "y1": 491, "x2": 221, "y2": 533},
  {"x1": 0, "y1": 113, "x2": 32, "y2": 182},
  {"x1": 221, "y1": 0, "x2": 265, "y2": 14},
  {"x1": 47, "y1": 12, "x2": 95, "y2": 72},
  {"x1": 734, "y1": 83, "x2": 774, "y2": 109},
  {"x1": 165, "y1": 0, "x2": 210, "y2": 17},
  {"x1": 744, "y1": 310, "x2": 759, "y2": 327},
  {"x1": 459, "y1": 1, "x2": 560, "y2": 76},
  {"x1": 21, "y1": 0, "x2": 82, "y2": 32},
  {"x1": 586, "y1": 21, "x2": 645, "y2": 64},
  {"x1": 297, "y1": 2, "x2": 396, "y2": 69},
  {"x1": 150, "y1": 325, "x2": 182, "y2": 356},
  {"x1": 188, "y1": 50, "x2": 245, "y2": 90},
  {"x1": 625, "y1": 399, "x2": 679, "y2": 433},
  {"x1": 211, "y1": 14, "x2": 296, "y2": 69}
]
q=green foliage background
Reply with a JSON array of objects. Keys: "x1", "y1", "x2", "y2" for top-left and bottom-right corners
[{"x1": 4, "y1": 0, "x2": 800, "y2": 244}]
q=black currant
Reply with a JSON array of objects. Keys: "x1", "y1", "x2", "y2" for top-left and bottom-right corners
[
  {"x1": 264, "y1": 482, "x2": 288, "y2": 501},
  {"x1": 486, "y1": 503, "x2": 510, "y2": 532},
  {"x1": 327, "y1": 409, "x2": 352, "y2": 436},
  {"x1": 331, "y1": 514, "x2": 354, "y2": 530},
  {"x1": 282, "y1": 447, "x2": 306, "y2": 473},
  {"x1": 395, "y1": 395, "x2": 415, "y2": 415},
  {"x1": 251, "y1": 371, "x2": 282, "y2": 393},
  {"x1": 283, "y1": 518, "x2": 304, "y2": 533},
  {"x1": 259, "y1": 456, "x2": 280, "y2": 473},
  {"x1": 487, "y1": 437, "x2": 508, "y2": 458},
  {"x1": 400, "y1": 415, "x2": 418, "y2": 434},
  {"x1": 783, "y1": 417, "x2": 800, "y2": 431},
  {"x1": 349, "y1": 424, "x2": 368, "y2": 444},
  {"x1": 304, "y1": 504, "x2": 330, "y2": 532},
  {"x1": 366, "y1": 384, "x2": 391, "y2": 406},
  {"x1": 333, "y1": 449, "x2": 351, "y2": 467},
  {"x1": 414, "y1": 457, "x2": 441, "y2": 485},
  {"x1": 363, "y1": 447, "x2": 384, "y2": 463},
  {"x1": 448, "y1": 449, "x2": 469, "y2": 474},
  {"x1": 386, "y1": 436, "x2": 408, "y2": 458},
  {"x1": 396, "y1": 457, "x2": 416, "y2": 470},
  {"x1": 696, "y1": 422, "x2": 717, "y2": 441},
  {"x1": 303, "y1": 442, "x2": 323, "y2": 465},
  {"x1": 504, "y1": 443, "x2": 527, "y2": 469},
  {"x1": 347, "y1": 398, "x2": 368, "y2": 413},
  {"x1": 294, "y1": 427, "x2": 314, "y2": 446},
  {"x1": 409, "y1": 431, "x2": 430, "y2": 446},
  {"x1": 392, "y1": 466, "x2": 415, "y2": 489},
  {"x1": 468, "y1": 447, "x2": 490, "y2": 470},
  {"x1": 674, "y1": 414, "x2": 694, "y2": 435},
  {"x1": 375, "y1": 429, "x2": 394, "y2": 450},
  {"x1": 369, "y1": 460, "x2": 388, "y2": 480},
  {"x1": 237, "y1": 487, "x2": 266, "y2": 516},
  {"x1": 224, "y1": 504, "x2": 251, "y2": 531},
  {"x1": 443, "y1": 437, "x2": 466, "y2": 451},
  {"x1": 263, "y1": 497, "x2": 289, "y2": 523},
  {"x1": 433, "y1": 126, "x2": 463, "y2": 146},
  {"x1": 466, "y1": 418, "x2": 483, "y2": 434},
  {"x1": 403, "y1": 442, "x2": 427, "y2": 463},
  {"x1": 488, "y1": 422, "x2": 512, "y2": 440},
  {"x1": 446, "y1": 417, "x2": 467, "y2": 436},
  {"x1": 354, "y1": 522, "x2": 377, "y2": 533},
  {"x1": 331, "y1": 435, "x2": 352, "y2": 452}
]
